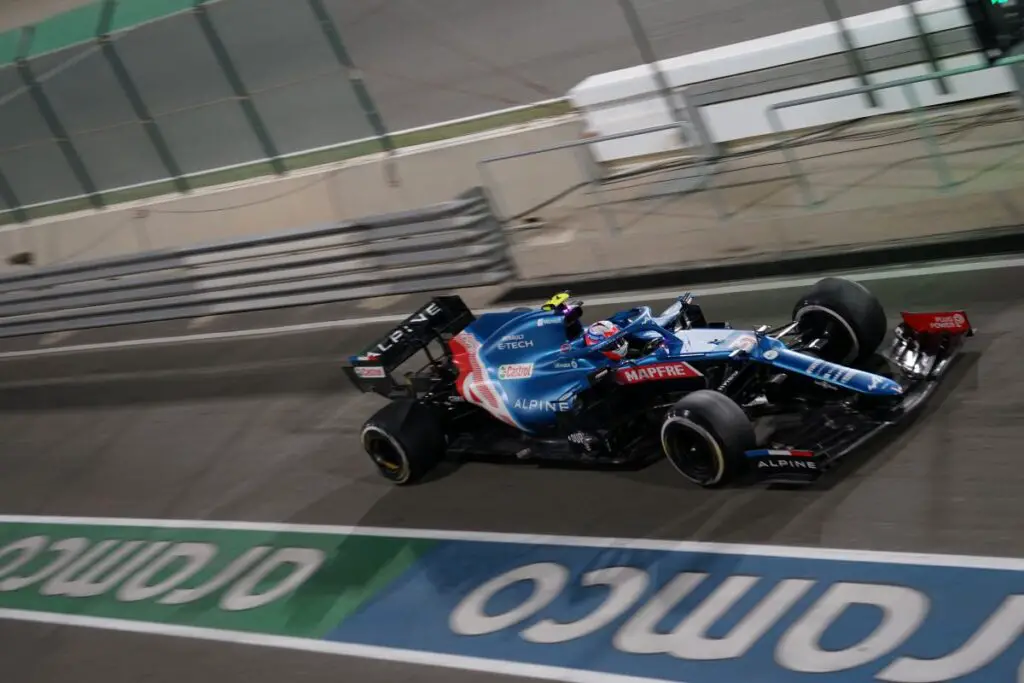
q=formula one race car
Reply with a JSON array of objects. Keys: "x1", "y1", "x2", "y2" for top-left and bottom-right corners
[{"x1": 342, "y1": 277, "x2": 973, "y2": 487}]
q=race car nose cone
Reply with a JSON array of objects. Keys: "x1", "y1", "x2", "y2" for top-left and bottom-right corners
[{"x1": 873, "y1": 377, "x2": 905, "y2": 396}]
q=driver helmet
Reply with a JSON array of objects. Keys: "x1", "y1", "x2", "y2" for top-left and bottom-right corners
[{"x1": 584, "y1": 320, "x2": 628, "y2": 360}]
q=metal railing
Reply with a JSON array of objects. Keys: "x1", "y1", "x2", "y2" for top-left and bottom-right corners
[
  {"x1": 478, "y1": 122, "x2": 726, "y2": 237},
  {"x1": 766, "y1": 53, "x2": 1024, "y2": 208},
  {"x1": 0, "y1": 188, "x2": 514, "y2": 339},
  {"x1": 0, "y1": 0, "x2": 731, "y2": 224},
  {"x1": 0, "y1": 0, "x2": 964, "y2": 224}
]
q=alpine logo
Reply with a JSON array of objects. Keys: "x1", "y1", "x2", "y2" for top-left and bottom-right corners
[
  {"x1": 363, "y1": 301, "x2": 443, "y2": 358},
  {"x1": 514, "y1": 399, "x2": 572, "y2": 412},
  {"x1": 747, "y1": 448, "x2": 818, "y2": 471},
  {"x1": 615, "y1": 361, "x2": 702, "y2": 385},
  {"x1": 757, "y1": 459, "x2": 818, "y2": 470},
  {"x1": 498, "y1": 363, "x2": 534, "y2": 380}
]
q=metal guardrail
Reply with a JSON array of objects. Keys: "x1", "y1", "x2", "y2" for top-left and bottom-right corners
[
  {"x1": 0, "y1": 187, "x2": 515, "y2": 339},
  {"x1": 765, "y1": 52, "x2": 1024, "y2": 207},
  {"x1": 479, "y1": 122, "x2": 726, "y2": 238}
]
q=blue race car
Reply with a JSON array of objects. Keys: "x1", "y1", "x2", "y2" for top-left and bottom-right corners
[{"x1": 342, "y1": 277, "x2": 973, "y2": 487}]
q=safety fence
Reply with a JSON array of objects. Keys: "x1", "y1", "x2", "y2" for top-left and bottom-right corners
[
  {"x1": 0, "y1": 0, "x2": 395, "y2": 220},
  {"x1": 767, "y1": 53, "x2": 1024, "y2": 209},
  {"x1": 1, "y1": 0, "x2": 956, "y2": 223},
  {"x1": 0, "y1": 188, "x2": 513, "y2": 338}
]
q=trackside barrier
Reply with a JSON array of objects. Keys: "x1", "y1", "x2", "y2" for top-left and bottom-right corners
[
  {"x1": 767, "y1": 53, "x2": 1024, "y2": 207},
  {"x1": 478, "y1": 123, "x2": 726, "y2": 236},
  {"x1": 0, "y1": 188, "x2": 514, "y2": 339},
  {"x1": 568, "y1": 0, "x2": 1018, "y2": 164}
]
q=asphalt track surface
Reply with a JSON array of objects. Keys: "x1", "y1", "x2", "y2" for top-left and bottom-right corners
[{"x1": 2, "y1": 259, "x2": 1023, "y2": 682}]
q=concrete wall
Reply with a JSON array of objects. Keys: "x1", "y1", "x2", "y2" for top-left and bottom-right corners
[{"x1": 568, "y1": 0, "x2": 1017, "y2": 162}]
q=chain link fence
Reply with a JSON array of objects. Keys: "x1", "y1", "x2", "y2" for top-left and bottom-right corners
[{"x1": 0, "y1": 0, "x2": 908, "y2": 226}]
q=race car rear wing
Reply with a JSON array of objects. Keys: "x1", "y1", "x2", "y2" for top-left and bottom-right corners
[{"x1": 342, "y1": 295, "x2": 475, "y2": 397}]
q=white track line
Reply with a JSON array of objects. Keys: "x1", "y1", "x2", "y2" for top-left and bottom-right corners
[
  {"x1": 0, "y1": 609, "x2": 684, "y2": 683},
  {"x1": 2, "y1": 514, "x2": 1023, "y2": 570}
]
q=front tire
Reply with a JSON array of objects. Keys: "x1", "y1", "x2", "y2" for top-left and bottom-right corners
[
  {"x1": 661, "y1": 390, "x2": 756, "y2": 487},
  {"x1": 792, "y1": 277, "x2": 887, "y2": 365},
  {"x1": 360, "y1": 400, "x2": 445, "y2": 485}
]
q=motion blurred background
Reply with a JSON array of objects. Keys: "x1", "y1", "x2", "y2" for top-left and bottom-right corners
[{"x1": 0, "y1": 0, "x2": 900, "y2": 217}]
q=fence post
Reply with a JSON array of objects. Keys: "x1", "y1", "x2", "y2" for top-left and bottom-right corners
[
  {"x1": 14, "y1": 27, "x2": 104, "y2": 209},
  {"x1": 191, "y1": 0, "x2": 286, "y2": 175},
  {"x1": 900, "y1": 82, "x2": 954, "y2": 190},
  {"x1": 822, "y1": 0, "x2": 879, "y2": 108},
  {"x1": 477, "y1": 160, "x2": 511, "y2": 225},
  {"x1": 96, "y1": 0, "x2": 189, "y2": 194},
  {"x1": 306, "y1": 0, "x2": 399, "y2": 187},
  {"x1": 616, "y1": 0, "x2": 718, "y2": 159},
  {"x1": 0, "y1": 167, "x2": 26, "y2": 223},
  {"x1": 766, "y1": 106, "x2": 820, "y2": 208},
  {"x1": 900, "y1": 0, "x2": 950, "y2": 95}
]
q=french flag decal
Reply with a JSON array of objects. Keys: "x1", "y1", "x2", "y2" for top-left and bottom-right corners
[{"x1": 745, "y1": 449, "x2": 815, "y2": 458}]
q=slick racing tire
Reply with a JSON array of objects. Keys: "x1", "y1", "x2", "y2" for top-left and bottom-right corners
[
  {"x1": 792, "y1": 277, "x2": 887, "y2": 365},
  {"x1": 661, "y1": 390, "x2": 755, "y2": 488},
  {"x1": 360, "y1": 399, "x2": 445, "y2": 485}
]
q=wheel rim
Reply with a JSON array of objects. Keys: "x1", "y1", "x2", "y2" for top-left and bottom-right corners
[
  {"x1": 795, "y1": 305, "x2": 859, "y2": 365},
  {"x1": 362, "y1": 427, "x2": 410, "y2": 483},
  {"x1": 661, "y1": 416, "x2": 725, "y2": 486}
]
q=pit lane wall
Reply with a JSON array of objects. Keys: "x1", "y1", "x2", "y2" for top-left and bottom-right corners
[{"x1": 569, "y1": 0, "x2": 1016, "y2": 163}]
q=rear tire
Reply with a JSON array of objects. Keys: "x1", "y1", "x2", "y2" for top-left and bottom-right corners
[
  {"x1": 661, "y1": 390, "x2": 755, "y2": 487},
  {"x1": 792, "y1": 277, "x2": 887, "y2": 365},
  {"x1": 360, "y1": 399, "x2": 445, "y2": 485}
]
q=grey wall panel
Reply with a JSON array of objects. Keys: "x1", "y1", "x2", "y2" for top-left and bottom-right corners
[
  {"x1": 155, "y1": 101, "x2": 267, "y2": 176},
  {"x1": 249, "y1": 73, "x2": 378, "y2": 156},
  {"x1": 208, "y1": 0, "x2": 336, "y2": 92},
  {"x1": 35, "y1": 45, "x2": 134, "y2": 131},
  {"x1": 210, "y1": 0, "x2": 376, "y2": 154},
  {"x1": 72, "y1": 124, "x2": 170, "y2": 191},
  {"x1": 0, "y1": 68, "x2": 51, "y2": 149},
  {"x1": 32, "y1": 45, "x2": 168, "y2": 191},
  {"x1": 0, "y1": 140, "x2": 85, "y2": 206},
  {"x1": 115, "y1": 14, "x2": 236, "y2": 115}
]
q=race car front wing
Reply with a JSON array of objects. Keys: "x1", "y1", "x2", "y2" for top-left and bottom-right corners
[{"x1": 748, "y1": 309, "x2": 974, "y2": 485}]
